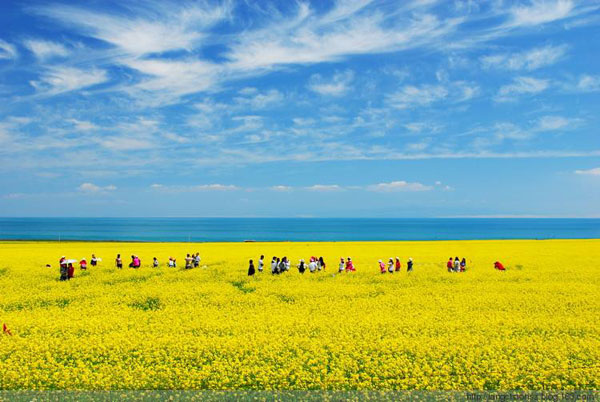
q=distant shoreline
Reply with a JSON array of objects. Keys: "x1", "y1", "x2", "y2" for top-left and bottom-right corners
[{"x1": 1, "y1": 238, "x2": 599, "y2": 243}]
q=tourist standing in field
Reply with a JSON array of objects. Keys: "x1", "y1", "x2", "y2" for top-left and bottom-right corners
[
  {"x1": 454, "y1": 257, "x2": 460, "y2": 272},
  {"x1": 319, "y1": 256, "x2": 326, "y2": 270},
  {"x1": 67, "y1": 262, "x2": 74, "y2": 279},
  {"x1": 59, "y1": 257, "x2": 68, "y2": 281},
  {"x1": 258, "y1": 255, "x2": 264, "y2": 273},
  {"x1": 346, "y1": 257, "x2": 355, "y2": 272},
  {"x1": 248, "y1": 259, "x2": 255, "y2": 276},
  {"x1": 407, "y1": 258, "x2": 413, "y2": 272},
  {"x1": 194, "y1": 253, "x2": 201, "y2": 268},
  {"x1": 115, "y1": 254, "x2": 123, "y2": 269},
  {"x1": 168, "y1": 257, "x2": 175, "y2": 268},
  {"x1": 387, "y1": 258, "x2": 394, "y2": 273},
  {"x1": 298, "y1": 259, "x2": 306, "y2": 274},
  {"x1": 279, "y1": 257, "x2": 286, "y2": 273},
  {"x1": 447, "y1": 257, "x2": 453, "y2": 272},
  {"x1": 379, "y1": 259, "x2": 386, "y2": 274},
  {"x1": 308, "y1": 258, "x2": 317, "y2": 273},
  {"x1": 79, "y1": 258, "x2": 87, "y2": 270},
  {"x1": 339, "y1": 258, "x2": 345, "y2": 273},
  {"x1": 91, "y1": 254, "x2": 98, "y2": 267},
  {"x1": 153, "y1": 257, "x2": 159, "y2": 268},
  {"x1": 271, "y1": 257, "x2": 277, "y2": 274},
  {"x1": 460, "y1": 258, "x2": 466, "y2": 272},
  {"x1": 285, "y1": 257, "x2": 291, "y2": 272},
  {"x1": 395, "y1": 257, "x2": 401, "y2": 272},
  {"x1": 185, "y1": 254, "x2": 193, "y2": 269}
]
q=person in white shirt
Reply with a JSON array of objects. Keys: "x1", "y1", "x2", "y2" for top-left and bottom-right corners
[
  {"x1": 258, "y1": 255, "x2": 264, "y2": 272},
  {"x1": 308, "y1": 259, "x2": 317, "y2": 273},
  {"x1": 387, "y1": 258, "x2": 394, "y2": 273}
]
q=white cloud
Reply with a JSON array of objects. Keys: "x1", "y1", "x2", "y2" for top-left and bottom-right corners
[
  {"x1": 24, "y1": 39, "x2": 70, "y2": 60},
  {"x1": 575, "y1": 75, "x2": 600, "y2": 92},
  {"x1": 235, "y1": 89, "x2": 283, "y2": 109},
  {"x1": 481, "y1": 44, "x2": 567, "y2": 71},
  {"x1": 496, "y1": 76, "x2": 549, "y2": 101},
  {"x1": 271, "y1": 185, "x2": 292, "y2": 192},
  {"x1": 30, "y1": 66, "x2": 107, "y2": 95},
  {"x1": 574, "y1": 167, "x2": 600, "y2": 176},
  {"x1": 366, "y1": 180, "x2": 432, "y2": 192},
  {"x1": 308, "y1": 70, "x2": 354, "y2": 96},
  {"x1": 0, "y1": 39, "x2": 17, "y2": 60},
  {"x1": 150, "y1": 183, "x2": 239, "y2": 192},
  {"x1": 387, "y1": 85, "x2": 448, "y2": 109},
  {"x1": 306, "y1": 184, "x2": 343, "y2": 192},
  {"x1": 509, "y1": 0, "x2": 575, "y2": 27},
  {"x1": 36, "y1": 3, "x2": 230, "y2": 56},
  {"x1": 536, "y1": 115, "x2": 569, "y2": 131},
  {"x1": 78, "y1": 182, "x2": 117, "y2": 193},
  {"x1": 66, "y1": 119, "x2": 97, "y2": 131}
]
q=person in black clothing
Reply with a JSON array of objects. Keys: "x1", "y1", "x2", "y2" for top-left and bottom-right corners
[
  {"x1": 298, "y1": 259, "x2": 306, "y2": 274},
  {"x1": 248, "y1": 259, "x2": 255, "y2": 276}
]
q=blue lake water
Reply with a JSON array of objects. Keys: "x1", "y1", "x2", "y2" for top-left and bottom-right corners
[{"x1": 0, "y1": 218, "x2": 598, "y2": 242}]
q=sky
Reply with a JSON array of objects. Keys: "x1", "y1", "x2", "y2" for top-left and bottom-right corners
[{"x1": 0, "y1": 0, "x2": 599, "y2": 218}]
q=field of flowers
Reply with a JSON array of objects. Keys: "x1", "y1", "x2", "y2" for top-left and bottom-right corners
[{"x1": 0, "y1": 239, "x2": 598, "y2": 390}]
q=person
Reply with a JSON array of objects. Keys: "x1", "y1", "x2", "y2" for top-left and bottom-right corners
[
  {"x1": 379, "y1": 259, "x2": 386, "y2": 274},
  {"x1": 298, "y1": 259, "x2": 306, "y2": 274},
  {"x1": 59, "y1": 256, "x2": 68, "y2": 281},
  {"x1": 258, "y1": 255, "x2": 264, "y2": 273},
  {"x1": 494, "y1": 261, "x2": 505, "y2": 271},
  {"x1": 91, "y1": 254, "x2": 98, "y2": 267},
  {"x1": 407, "y1": 258, "x2": 413, "y2": 272},
  {"x1": 454, "y1": 257, "x2": 460, "y2": 272},
  {"x1": 248, "y1": 259, "x2": 255, "y2": 276},
  {"x1": 339, "y1": 258, "x2": 345, "y2": 273},
  {"x1": 79, "y1": 258, "x2": 87, "y2": 270},
  {"x1": 134, "y1": 255, "x2": 141, "y2": 268},
  {"x1": 278, "y1": 257, "x2": 286, "y2": 274},
  {"x1": 271, "y1": 257, "x2": 278, "y2": 274},
  {"x1": 460, "y1": 258, "x2": 466, "y2": 272},
  {"x1": 447, "y1": 257, "x2": 453, "y2": 272},
  {"x1": 185, "y1": 254, "x2": 193, "y2": 269},
  {"x1": 319, "y1": 256, "x2": 326, "y2": 271},
  {"x1": 193, "y1": 253, "x2": 201, "y2": 268},
  {"x1": 153, "y1": 257, "x2": 159, "y2": 268},
  {"x1": 129, "y1": 255, "x2": 136, "y2": 268},
  {"x1": 67, "y1": 262, "x2": 74, "y2": 279},
  {"x1": 346, "y1": 257, "x2": 355, "y2": 272},
  {"x1": 395, "y1": 257, "x2": 401, "y2": 272},
  {"x1": 115, "y1": 254, "x2": 123, "y2": 269},
  {"x1": 284, "y1": 257, "x2": 291, "y2": 272},
  {"x1": 168, "y1": 257, "x2": 175, "y2": 268},
  {"x1": 308, "y1": 258, "x2": 317, "y2": 273},
  {"x1": 387, "y1": 258, "x2": 394, "y2": 273}
]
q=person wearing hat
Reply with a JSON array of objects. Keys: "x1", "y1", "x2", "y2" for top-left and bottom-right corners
[
  {"x1": 59, "y1": 256, "x2": 68, "y2": 281},
  {"x1": 338, "y1": 257, "x2": 345, "y2": 273},
  {"x1": 379, "y1": 259, "x2": 386, "y2": 274}
]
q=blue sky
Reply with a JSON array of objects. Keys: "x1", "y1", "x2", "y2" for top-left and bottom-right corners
[{"x1": 0, "y1": 0, "x2": 599, "y2": 217}]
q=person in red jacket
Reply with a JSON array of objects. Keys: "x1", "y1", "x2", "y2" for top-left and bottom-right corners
[
  {"x1": 395, "y1": 257, "x2": 401, "y2": 272},
  {"x1": 494, "y1": 261, "x2": 505, "y2": 271},
  {"x1": 447, "y1": 257, "x2": 453, "y2": 272},
  {"x1": 67, "y1": 263, "x2": 75, "y2": 279}
]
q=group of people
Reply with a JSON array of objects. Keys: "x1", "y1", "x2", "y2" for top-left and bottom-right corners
[
  {"x1": 247, "y1": 255, "x2": 359, "y2": 276},
  {"x1": 58, "y1": 255, "x2": 101, "y2": 280},
  {"x1": 447, "y1": 257, "x2": 467, "y2": 272},
  {"x1": 58, "y1": 252, "x2": 203, "y2": 280},
  {"x1": 378, "y1": 257, "x2": 414, "y2": 274}
]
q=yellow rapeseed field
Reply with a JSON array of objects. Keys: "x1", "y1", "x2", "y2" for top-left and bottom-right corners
[{"x1": 0, "y1": 239, "x2": 598, "y2": 390}]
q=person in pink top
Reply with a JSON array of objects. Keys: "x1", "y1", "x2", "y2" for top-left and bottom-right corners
[
  {"x1": 346, "y1": 257, "x2": 355, "y2": 272},
  {"x1": 79, "y1": 258, "x2": 87, "y2": 270},
  {"x1": 379, "y1": 259, "x2": 386, "y2": 274}
]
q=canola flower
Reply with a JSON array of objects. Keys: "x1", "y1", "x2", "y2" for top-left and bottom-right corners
[{"x1": 0, "y1": 239, "x2": 598, "y2": 390}]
